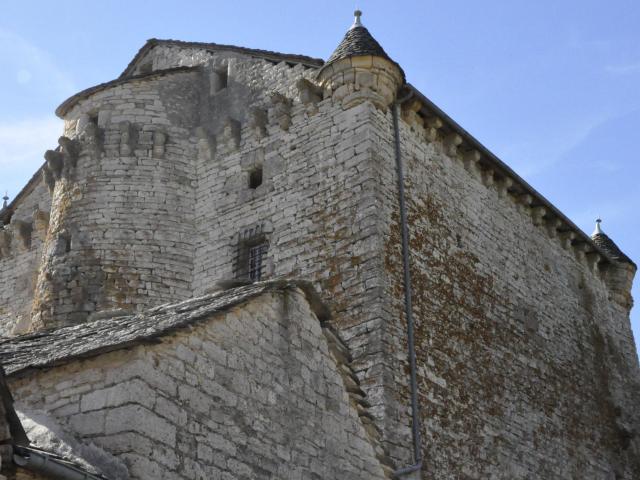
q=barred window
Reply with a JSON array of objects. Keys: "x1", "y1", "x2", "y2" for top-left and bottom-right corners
[{"x1": 248, "y1": 242, "x2": 268, "y2": 282}]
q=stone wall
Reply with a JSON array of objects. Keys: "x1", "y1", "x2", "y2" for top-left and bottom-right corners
[
  {"x1": 0, "y1": 179, "x2": 51, "y2": 335},
  {"x1": 370, "y1": 102, "x2": 640, "y2": 478},
  {"x1": 8, "y1": 288, "x2": 386, "y2": 479}
]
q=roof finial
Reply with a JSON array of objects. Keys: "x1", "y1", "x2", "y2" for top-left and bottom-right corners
[
  {"x1": 351, "y1": 9, "x2": 363, "y2": 29},
  {"x1": 592, "y1": 217, "x2": 603, "y2": 236},
  {"x1": 1, "y1": 191, "x2": 8, "y2": 210}
]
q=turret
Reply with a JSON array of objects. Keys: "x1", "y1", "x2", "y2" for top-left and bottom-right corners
[
  {"x1": 317, "y1": 11, "x2": 404, "y2": 110},
  {"x1": 591, "y1": 219, "x2": 636, "y2": 310}
]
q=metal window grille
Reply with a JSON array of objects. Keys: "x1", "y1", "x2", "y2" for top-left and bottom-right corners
[{"x1": 248, "y1": 243, "x2": 268, "y2": 281}]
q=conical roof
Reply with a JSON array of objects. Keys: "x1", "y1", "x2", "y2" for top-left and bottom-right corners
[
  {"x1": 326, "y1": 11, "x2": 404, "y2": 79},
  {"x1": 591, "y1": 219, "x2": 634, "y2": 265}
]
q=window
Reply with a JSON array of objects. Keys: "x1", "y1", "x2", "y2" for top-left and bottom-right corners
[
  {"x1": 211, "y1": 67, "x2": 228, "y2": 94},
  {"x1": 248, "y1": 242, "x2": 268, "y2": 282},
  {"x1": 248, "y1": 166, "x2": 263, "y2": 189}
]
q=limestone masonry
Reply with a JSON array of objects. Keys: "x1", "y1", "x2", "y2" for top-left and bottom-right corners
[{"x1": 0, "y1": 11, "x2": 638, "y2": 480}]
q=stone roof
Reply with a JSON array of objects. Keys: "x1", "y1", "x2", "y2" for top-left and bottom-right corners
[
  {"x1": 0, "y1": 280, "x2": 327, "y2": 377},
  {"x1": 120, "y1": 38, "x2": 324, "y2": 79},
  {"x1": 592, "y1": 232, "x2": 635, "y2": 266},
  {"x1": 327, "y1": 26, "x2": 391, "y2": 64},
  {"x1": 325, "y1": 24, "x2": 405, "y2": 80}
]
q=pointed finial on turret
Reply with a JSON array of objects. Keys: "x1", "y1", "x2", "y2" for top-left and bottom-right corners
[
  {"x1": 1, "y1": 192, "x2": 8, "y2": 210},
  {"x1": 351, "y1": 10, "x2": 363, "y2": 29},
  {"x1": 592, "y1": 217, "x2": 603, "y2": 236}
]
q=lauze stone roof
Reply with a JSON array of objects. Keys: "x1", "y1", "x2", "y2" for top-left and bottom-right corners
[
  {"x1": 592, "y1": 231, "x2": 635, "y2": 266},
  {"x1": 0, "y1": 280, "x2": 327, "y2": 376}
]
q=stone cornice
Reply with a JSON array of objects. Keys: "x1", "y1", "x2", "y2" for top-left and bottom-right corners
[{"x1": 403, "y1": 83, "x2": 624, "y2": 269}]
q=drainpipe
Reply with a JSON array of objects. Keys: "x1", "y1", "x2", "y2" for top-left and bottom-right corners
[
  {"x1": 392, "y1": 90, "x2": 422, "y2": 478},
  {"x1": 14, "y1": 446, "x2": 106, "y2": 480}
]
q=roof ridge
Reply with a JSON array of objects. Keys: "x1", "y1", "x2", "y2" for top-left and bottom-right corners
[{"x1": 120, "y1": 38, "x2": 324, "y2": 79}]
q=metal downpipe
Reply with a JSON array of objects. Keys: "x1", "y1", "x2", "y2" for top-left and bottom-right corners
[{"x1": 391, "y1": 93, "x2": 422, "y2": 478}]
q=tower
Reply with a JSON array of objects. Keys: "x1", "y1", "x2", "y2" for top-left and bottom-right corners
[{"x1": 0, "y1": 9, "x2": 637, "y2": 479}]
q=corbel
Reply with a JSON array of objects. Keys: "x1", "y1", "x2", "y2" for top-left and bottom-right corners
[
  {"x1": 558, "y1": 230, "x2": 576, "y2": 250},
  {"x1": 152, "y1": 130, "x2": 167, "y2": 158},
  {"x1": 444, "y1": 132, "x2": 463, "y2": 157},
  {"x1": 32, "y1": 208, "x2": 50, "y2": 241},
  {"x1": 545, "y1": 218, "x2": 562, "y2": 239},
  {"x1": 195, "y1": 127, "x2": 216, "y2": 161},
  {"x1": 530, "y1": 206, "x2": 546, "y2": 226},
  {"x1": 11, "y1": 219, "x2": 32, "y2": 250},
  {"x1": 119, "y1": 121, "x2": 136, "y2": 156},
  {"x1": 0, "y1": 228, "x2": 11, "y2": 257},
  {"x1": 44, "y1": 150, "x2": 64, "y2": 179},
  {"x1": 221, "y1": 118, "x2": 241, "y2": 150},
  {"x1": 517, "y1": 193, "x2": 533, "y2": 214},
  {"x1": 573, "y1": 241, "x2": 588, "y2": 262},
  {"x1": 462, "y1": 150, "x2": 481, "y2": 177},
  {"x1": 296, "y1": 78, "x2": 322, "y2": 105},
  {"x1": 481, "y1": 167, "x2": 495, "y2": 187},
  {"x1": 248, "y1": 107, "x2": 268, "y2": 139},
  {"x1": 586, "y1": 251, "x2": 602, "y2": 274},
  {"x1": 269, "y1": 93, "x2": 292, "y2": 131},
  {"x1": 425, "y1": 116, "x2": 442, "y2": 141},
  {"x1": 59, "y1": 136, "x2": 80, "y2": 177},
  {"x1": 498, "y1": 177, "x2": 514, "y2": 198}
]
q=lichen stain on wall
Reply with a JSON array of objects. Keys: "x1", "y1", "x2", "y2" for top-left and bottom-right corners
[{"x1": 384, "y1": 185, "x2": 513, "y2": 475}]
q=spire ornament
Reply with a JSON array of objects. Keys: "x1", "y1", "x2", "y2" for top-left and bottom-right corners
[
  {"x1": 592, "y1": 217, "x2": 603, "y2": 236},
  {"x1": 1, "y1": 192, "x2": 8, "y2": 210},
  {"x1": 351, "y1": 9, "x2": 363, "y2": 29}
]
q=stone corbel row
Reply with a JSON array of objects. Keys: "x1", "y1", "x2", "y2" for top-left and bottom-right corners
[
  {"x1": 42, "y1": 137, "x2": 80, "y2": 192},
  {"x1": 72, "y1": 115, "x2": 169, "y2": 160},
  {"x1": 195, "y1": 92, "x2": 297, "y2": 160},
  {"x1": 0, "y1": 208, "x2": 49, "y2": 258},
  {"x1": 118, "y1": 121, "x2": 167, "y2": 158},
  {"x1": 412, "y1": 112, "x2": 609, "y2": 276}
]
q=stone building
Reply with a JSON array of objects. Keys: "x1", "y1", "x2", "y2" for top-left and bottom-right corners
[{"x1": 0, "y1": 10, "x2": 638, "y2": 479}]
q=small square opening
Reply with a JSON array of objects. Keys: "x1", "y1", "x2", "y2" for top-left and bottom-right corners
[
  {"x1": 248, "y1": 166, "x2": 263, "y2": 189},
  {"x1": 212, "y1": 68, "x2": 228, "y2": 94}
]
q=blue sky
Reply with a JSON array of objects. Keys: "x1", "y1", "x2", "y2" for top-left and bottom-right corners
[{"x1": 1, "y1": 0, "x2": 639, "y2": 354}]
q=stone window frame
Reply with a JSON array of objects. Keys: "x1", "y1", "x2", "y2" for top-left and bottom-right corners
[{"x1": 235, "y1": 223, "x2": 272, "y2": 282}]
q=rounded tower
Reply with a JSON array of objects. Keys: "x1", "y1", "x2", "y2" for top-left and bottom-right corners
[
  {"x1": 29, "y1": 67, "x2": 201, "y2": 331},
  {"x1": 317, "y1": 11, "x2": 405, "y2": 110}
]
